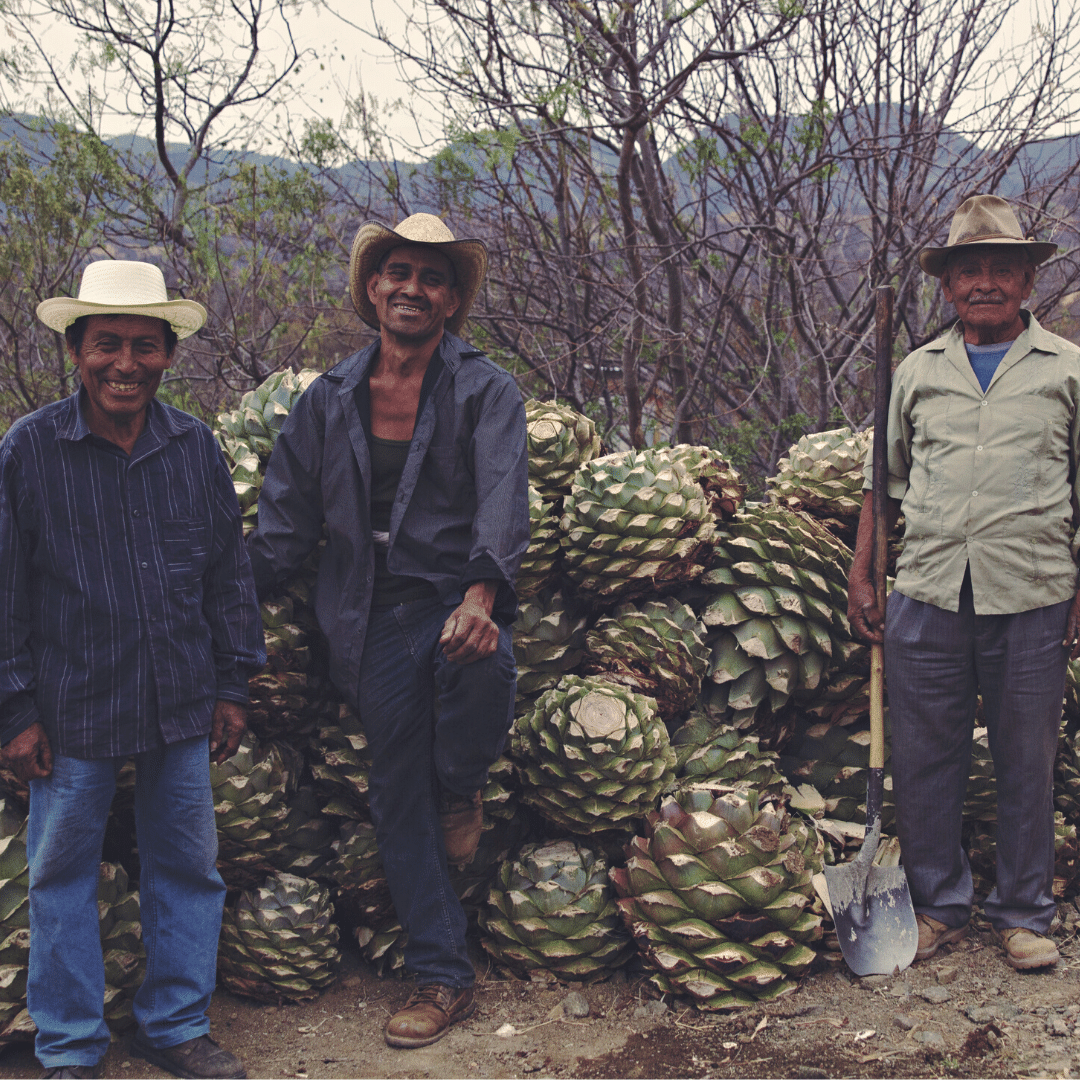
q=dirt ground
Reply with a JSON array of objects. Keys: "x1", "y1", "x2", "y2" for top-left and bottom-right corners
[{"x1": 6, "y1": 901, "x2": 1080, "y2": 1080}]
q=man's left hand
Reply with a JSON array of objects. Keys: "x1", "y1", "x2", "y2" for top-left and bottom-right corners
[
  {"x1": 1065, "y1": 588, "x2": 1080, "y2": 660},
  {"x1": 210, "y1": 700, "x2": 247, "y2": 764},
  {"x1": 441, "y1": 582, "x2": 500, "y2": 665}
]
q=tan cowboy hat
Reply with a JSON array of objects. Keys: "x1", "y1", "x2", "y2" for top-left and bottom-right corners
[
  {"x1": 919, "y1": 194, "x2": 1057, "y2": 277},
  {"x1": 349, "y1": 213, "x2": 488, "y2": 336},
  {"x1": 36, "y1": 260, "x2": 207, "y2": 339}
]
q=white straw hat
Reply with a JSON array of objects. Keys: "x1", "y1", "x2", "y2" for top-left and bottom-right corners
[
  {"x1": 37, "y1": 261, "x2": 207, "y2": 339},
  {"x1": 349, "y1": 214, "x2": 487, "y2": 336}
]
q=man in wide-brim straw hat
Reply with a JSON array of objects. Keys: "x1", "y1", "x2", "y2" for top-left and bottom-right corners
[
  {"x1": 0, "y1": 260, "x2": 264, "y2": 1078},
  {"x1": 249, "y1": 214, "x2": 529, "y2": 1047},
  {"x1": 848, "y1": 194, "x2": 1080, "y2": 972}
]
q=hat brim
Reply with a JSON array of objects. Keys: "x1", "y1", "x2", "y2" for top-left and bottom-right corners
[
  {"x1": 36, "y1": 298, "x2": 207, "y2": 339},
  {"x1": 920, "y1": 237, "x2": 1058, "y2": 277},
  {"x1": 349, "y1": 221, "x2": 487, "y2": 336}
]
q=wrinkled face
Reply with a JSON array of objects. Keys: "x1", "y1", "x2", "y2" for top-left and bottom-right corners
[
  {"x1": 941, "y1": 247, "x2": 1034, "y2": 342},
  {"x1": 367, "y1": 245, "x2": 460, "y2": 343},
  {"x1": 68, "y1": 314, "x2": 173, "y2": 430}
]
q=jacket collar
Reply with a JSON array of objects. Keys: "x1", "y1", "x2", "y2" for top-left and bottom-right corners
[
  {"x1": 332, "y1": 330, "x2": 480, "y2": 395},
  {"x1": 935, "y1": 310, "x2": 1060, "y2": 394}
]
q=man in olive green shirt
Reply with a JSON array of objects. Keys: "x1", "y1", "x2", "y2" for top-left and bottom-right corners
[{"x1": 848, "y1": 195, "x2": 1080, "y2": 971}]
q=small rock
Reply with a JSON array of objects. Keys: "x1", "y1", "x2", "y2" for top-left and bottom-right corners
[
  {"x1": 894, "y1": 1013, "x2": 916, "y2": 1031},
  {"x1": 987, "y1": 1030, "x2": 1002, "y2": 1050},
  {"x1": 919, "y1": 985, "x2": 952, "y2": 1004},
  {"x1": 967, "y1": 1006, "x2": 996, "y2": 1023},
  {"x1": 935, "y1": 964, "x2": 959, "y2": 985},
  {"x1": 1048, "y1": 1016, "x2": 1068, "y2": 1037},
  {"x1": 913, "y1": 1029, "x2": 945, "y2": 1048},
  {"x1": 632, "y1": 999, "x2": 668, "y2": 1019},
  {"x1": 860, "y1": 974, "x2": 889, "y2": 989},
  {"x1": 887, "y1": 984, "x2": 910, "y2": 998},
  {"x1": 561, "y1": 991, "x2": 590, "y2": 1018}
]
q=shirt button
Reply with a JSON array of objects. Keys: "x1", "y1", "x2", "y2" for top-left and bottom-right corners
[
  {"x1": 967, "y1": 536, "x2": 973, "y2": 543},
  {"x1": 133, "y1": 509, "x2": 140, "y2": 517},
  {"x1": 972, "y1": 491, "x2": 978, "y2": 497},
  {"x1": 981, "y1": 400, "x2": 988, "y2": 407},
  {"x1": 140, "y1": 561, "x2": 148, "y2": 568},
  {"x1": 976, "y1": 445, "x2": 983, "y2": 451}
]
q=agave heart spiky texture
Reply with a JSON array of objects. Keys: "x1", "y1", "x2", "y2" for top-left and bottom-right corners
[
  {"x1": 767, "y1": 426, "x2": 872, "y2": 524},
  {"x1": 683, "y1": 505, "x2": 863, "y2": 727},
  {"x1": 582, "y1": 597, "x2": 709, "y2": 722},
  {"x1": 1064, "y1": 661, "x2": 1080, "y2": 732},
  {"x1": 216, "y1": 369, "x2": 322, "y2": 534},
  {"x1": 481, "y1": 756, "x2": 519, "y2": 824},
  {"x1": 511, "y1": 675, "x2": 676, "y2": 836},
  {"x1": 308, "y1": 703, "x2": 372, "y2": 820},
  {"x1": 1055, "y1": 718, "x2": 1080, "y2": 826},
  {"x1": 525, "y1": 399, "x2": 602, "y2": 502},
  {"x1": 964, "y1": 728, "x2": 996, "y2": 825},
  {"x1": 0, "y1": 803, "x2": 30, "y2": 1044},
  {"x1": 480, "y1": 839, "x2": 634, "y2": 983},
  {"x1": 512, "y1": 590, "x2": 589, "y2": 702},
  {"x1": 560, "y1": 449, "x2": 717, "y2": 602},
  {"x1": 670, "y1": 719, "x2": 787, "y2": 798},
  {"x1": 517, "y1": 486, "x2": 563, "y2": 599},
  {"x1": 610, "y1": 788, "x2": 823, "y2": 1010},
  {"x1": 666, "y1": 446, "x2": 747, "y2": 521},
  {"x1": 218, "y1": 872, "x2": 340, "y2": 1003},
  {"x1": 98, "y1": 862, "x2": 146, "y2": 1031},
  {"x1": 777, "y1": 717, "x2": 895, "y2": 847}
]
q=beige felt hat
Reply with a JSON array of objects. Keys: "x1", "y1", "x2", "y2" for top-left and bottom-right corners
[
  {"x1": 349, "y1": 213, "x2": 488, "y2": 336},
  {"x1": 919, "y1": 194, "x2": 1057, "y2": 277},
  {"x1": 37, "y1": 260, "x2": 207, "y2": 339}
]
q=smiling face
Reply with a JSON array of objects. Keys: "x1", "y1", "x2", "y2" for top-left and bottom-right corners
[
  {"x1": 366, "y1": 245, "x2": 460, "y2": 345},
  {"x1": 940, "y1": 247, "x2": 1035, "y2": 345},
  {"x1": 67, "y1": 314, "x2": 174, "y2": 445}
]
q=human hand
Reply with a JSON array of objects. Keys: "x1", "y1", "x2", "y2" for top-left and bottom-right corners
[
  {"x1": 210, "y1": 700, "x2": 247, "y2": 764},
  {"x1": 440, "y1": 583, "x2": 499, "y2": 665},
  {"x1": 848, "y1": 574, "x2": 885, "y2": 645},
  {"x1": 1, "y1": 721, "x2": 53, "y2": 783},
  {"x1": 1064, "y1": 588, "x2": 1080, "y2": 661}
]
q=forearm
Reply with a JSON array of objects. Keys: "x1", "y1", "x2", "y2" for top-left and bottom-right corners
[
  {"x1": 462, "y1": 580, "x2": 498, "y2": 617},
  {"x1": 850, "y1": 491, "x2": 902, "y2": 583}
]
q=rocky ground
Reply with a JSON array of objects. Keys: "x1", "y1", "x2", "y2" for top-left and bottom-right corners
[{"x1": 4, "y1": 900, "x2": 1080, "y2": 1079}]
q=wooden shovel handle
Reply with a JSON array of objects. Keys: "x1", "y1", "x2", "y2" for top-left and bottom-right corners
[{"x1": 869, "y1": 286, "x2": 894, "y2": 771}]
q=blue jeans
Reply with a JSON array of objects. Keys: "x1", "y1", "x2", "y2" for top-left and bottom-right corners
[
  {"x1": 886, "y1": 578, "x2": 1069, "y2": 933},
  {"x1": 28, "y1": 735, "x2": 224, "y2": 1068},
  {"x1": 358, "y1": 598, "x2": 516, "y2": 987}
]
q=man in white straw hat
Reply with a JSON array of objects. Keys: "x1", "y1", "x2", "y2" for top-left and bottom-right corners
[
  {"x1": 848, "y1": 194, "x2": 1080, "y2": 971},
  {"x1": 0, "y1": 260, "x2": 264, "y2": 1078},
  {"x1": 248, "y1": 214, "x2": 528, "y2": 1047}
]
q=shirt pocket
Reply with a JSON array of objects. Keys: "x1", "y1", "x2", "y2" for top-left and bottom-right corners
[{"x1": 161, "y1": 518, "x2": 210, "y2": 591}]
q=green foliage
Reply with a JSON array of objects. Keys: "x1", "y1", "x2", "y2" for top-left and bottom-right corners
[{"x1": 713, "y1": 412, "x2": 816, "y2": 499}]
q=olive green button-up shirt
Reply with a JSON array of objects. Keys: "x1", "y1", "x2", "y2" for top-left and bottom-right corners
[{"x1": 863, "y1": 311, "x2": 1080, "y2": 614}]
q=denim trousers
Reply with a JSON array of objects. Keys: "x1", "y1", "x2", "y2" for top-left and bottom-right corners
[
  {"x1": 357, "y1": 598, "x2": 517, "y2": 987},
  {"x1": 886, "y1": 577, "x2": 1069, "y2": 933},
  {"x1": 28, "y1": 735, "x2": 224, "y2": 1068}
]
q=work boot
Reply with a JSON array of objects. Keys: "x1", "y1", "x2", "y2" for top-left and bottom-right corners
[
  {"x1": 41, "y1": 1068, "x2": 102, "y2": 1079},
  {"x1": 994, "y1": 927, "x2": 1059, "y2": 970},
  {"x1": 384, "y1": 983, "x2": 476, "y2": 1048},
  {"x1": 439, "y1": 790, "x2": 483, "y2": 865},
  {"x1": 914, "y1": 914, "x2": 968, "y2": 961},
  {"x1": 130, "y1": 1032, "x2": 247, "y2": 1079}
]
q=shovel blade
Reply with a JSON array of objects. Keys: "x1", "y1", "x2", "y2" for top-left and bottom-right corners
[{"x1": 824, "y1": 862, "x2": 918, "y2": 976}]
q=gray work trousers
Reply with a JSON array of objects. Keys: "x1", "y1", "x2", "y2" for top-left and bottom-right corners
[{"x1": 885, "y1": 575, "x2": 1069, "y2": 933}]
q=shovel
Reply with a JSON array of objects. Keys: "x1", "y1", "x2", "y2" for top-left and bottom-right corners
[{"x1": 822, "y1": 285, "x2": 918, "y2": 977}]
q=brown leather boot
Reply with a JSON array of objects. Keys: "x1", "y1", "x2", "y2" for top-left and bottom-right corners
[
  {"x1": 384, "y1": 984, "x2": 476, "y2": 1048},
  {"x1": 439, "y1": 790, "x2": 483, "y2": 865}
]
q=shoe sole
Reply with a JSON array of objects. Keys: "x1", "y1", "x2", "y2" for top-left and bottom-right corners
[
  {"x1": 384, "y1": 999, "x2": 477, "y2": 1049},
  {"x1": 914, "y1": 924, "x2": 968, "y2": 962},
  {"x1": 128, "y1": 1039, "x2": 247, "y2": 1079},
  {"x1": 1003, "y1": 947, "x2": 1059, "y2": 970}
]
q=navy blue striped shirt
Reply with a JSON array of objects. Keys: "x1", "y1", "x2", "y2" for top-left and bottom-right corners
[{"x1": 0, "y1": 391, "x2": 265, "y2": 758}]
